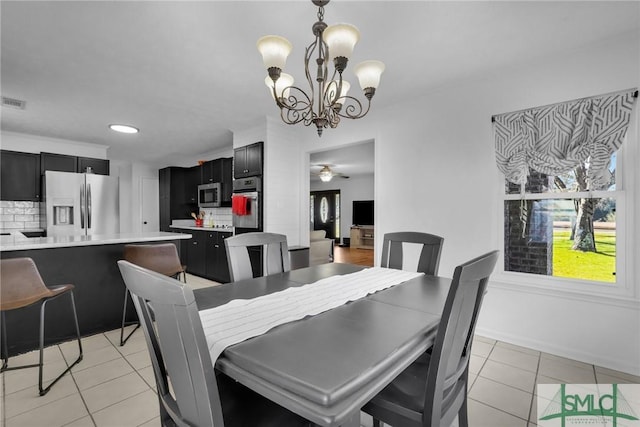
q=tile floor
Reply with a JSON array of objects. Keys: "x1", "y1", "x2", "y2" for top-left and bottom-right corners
[{"x1": 2, "y1": 273, "x2": 639, "y2": 427}]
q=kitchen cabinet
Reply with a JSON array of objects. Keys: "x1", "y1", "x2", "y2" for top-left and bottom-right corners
[
  {"x1": 41, "y1": 153, "x2": 110, "y2": 176},
  {"x1": 184, "y1": 166, "x2": 200, "y2": 205},
  {"x1": 200, "y1": 157, "x2": 233, "y2": 206},
  {"x1": 1, "y1": 150, "x2": 40, "y2": 201},
  {"x1": 185, "y1": 229, "x2": 231, "y2": 283},
  {"x1": 77, "y1": 157, "x2": 109, "y2": 175},
  {"x1": 186, "y1": 230, "x2": 207, "y2": 277},
  {"x1": 234, "y1": 142, "x2": 263, "y2": 178},
  {"x1": 159, "y1": 167, "x2": 196, "y2": 232},
  {"x1": 205, "y1": 231, "x2": 232, "y2": 283},
  {"x1": 40, "y1": 152, "x2": 77, "y2": 174}
]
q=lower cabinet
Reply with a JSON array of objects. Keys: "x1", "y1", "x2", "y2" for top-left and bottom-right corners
[
  {"x1": 186, "y1": 231, "x2": 207, "y2": 277},
  {"x1": 206, "y1": 231, "x2": 232, "y2": 283},
  {"x1": 186, "y1": 230, "x2": 231, "y2": 283}
]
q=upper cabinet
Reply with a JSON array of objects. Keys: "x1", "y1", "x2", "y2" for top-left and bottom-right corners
[
  {"x1": 1, "y1": 150, "x2": 111, "y2": 201},
  {"x1": 234, "y1": 142, "x2": 263, "y2": 179},
  {"x1": 77, "y1": 157, "x2": 110, "y2": 175},
  {"x1": 201, "y1": 157, "x2": 233, "y2": 206},
  {"x1": 40, "y1": 152, "x2": 77, "y2": 173},
  {"x1": 184, "y1": 166, "x2": 200, "y2": 205},
  {"x1": 0, "y1": 150, "x2": 40, "y2": 201},
  {"x1": 40, "y1": 152, "x2": 110, "y2": 175}
]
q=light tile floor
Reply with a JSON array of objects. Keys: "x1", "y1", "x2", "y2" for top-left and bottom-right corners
[{"x1": 2, "y1": 274, "x2": 639, "y2": 427}]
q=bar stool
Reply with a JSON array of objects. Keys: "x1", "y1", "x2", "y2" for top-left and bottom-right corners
[
  {"x1": 0, "y1": 257, "x2": 83, "y2": 396},
  {"x1": 120, "y1": 243, "x2": 186, "y2": 345}
]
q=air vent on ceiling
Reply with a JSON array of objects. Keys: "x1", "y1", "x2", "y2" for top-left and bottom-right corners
[{"x1": 1, "y1": 96, "x2": 26, "y2": 110}]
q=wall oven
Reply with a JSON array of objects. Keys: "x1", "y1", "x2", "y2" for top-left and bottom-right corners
[
  {"x1": 198, "y1": 182, "x2": 221, "y2": 208},
  {"x1": 232, "y1": 176, "x2": 261, "y2": 229}
]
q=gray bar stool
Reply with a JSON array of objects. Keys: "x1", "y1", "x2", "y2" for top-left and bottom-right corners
[
  {"x1": 120, "y1": 243, "x2": 186, "y2": 345},
  {"x1": 0, "y1": 257, "x2": 83, "y2": 396}
]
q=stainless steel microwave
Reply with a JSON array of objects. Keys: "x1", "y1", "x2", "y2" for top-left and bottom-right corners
[{"x1": 198, "y1": 182, "x2": 221, "y2": 208}]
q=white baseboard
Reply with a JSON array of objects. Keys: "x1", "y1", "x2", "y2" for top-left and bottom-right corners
[{"x1": 474, "y1": 326, "x2": 640, "y2": 377}]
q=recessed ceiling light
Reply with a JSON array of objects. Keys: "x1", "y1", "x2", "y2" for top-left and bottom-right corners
[{"x1": 109, "y1": 124, "x2": 139, "y2": 134}]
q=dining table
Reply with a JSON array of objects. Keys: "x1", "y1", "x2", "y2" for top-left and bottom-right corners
[{"x1": 193, "y1": 262, "x2": 453, "y2": 427}]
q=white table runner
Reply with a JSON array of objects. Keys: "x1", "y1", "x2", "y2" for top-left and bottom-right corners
[{"x1": 199, "y1": 267, "x2": 423, "y2": 363}]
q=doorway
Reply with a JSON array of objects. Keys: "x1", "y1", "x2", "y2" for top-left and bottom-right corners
[
  {"x1": 310, "y1": 190, "x2": 340, "y2": 240},
  {"x1": 309, "y1": 140, "x2": 375, "y2": 247}
]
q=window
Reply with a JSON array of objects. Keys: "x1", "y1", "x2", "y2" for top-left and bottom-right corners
[
  {"x1": 494, "y1": 89, "x2": 636, "y2": 290},
  {"x1": 502, "y1": 154, "x2": 619, "y2": 284}
]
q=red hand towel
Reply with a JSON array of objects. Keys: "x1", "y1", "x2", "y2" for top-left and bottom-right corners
[{"x1": 232, "y1": 195, "x2": 249, "y2": 215}]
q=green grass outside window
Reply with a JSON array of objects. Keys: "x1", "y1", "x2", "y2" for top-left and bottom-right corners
[{"x1": 552, "y1": 230, "x2": 616, "y2": 283}]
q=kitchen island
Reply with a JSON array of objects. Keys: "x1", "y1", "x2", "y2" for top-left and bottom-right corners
[{"x1": 1, "y1": 231, "x2": 191, "y2": 355}]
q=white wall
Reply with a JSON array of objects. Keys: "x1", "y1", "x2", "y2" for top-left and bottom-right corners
[
  {"x1": 264, "y1": 32, "x2": 640, "y2": 374},
  {"x1": 311, "y1": 173, "x2": 374, "y2": 241},
  {"x1": 1, "y1": 131, "x2": 108, "y2": 159}
]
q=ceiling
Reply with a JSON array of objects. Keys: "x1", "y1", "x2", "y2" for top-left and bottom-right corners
[
  {"x1": 310, "y1": 140, "x2": 374, "y2": 181},
  {"x1": 1, "y1": 1, "x2": 638, "y2": 171}
]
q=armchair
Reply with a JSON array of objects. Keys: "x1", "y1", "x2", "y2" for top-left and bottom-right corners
[{"x1": 309, "y1": 230, "x2": 334, "y2": 265}]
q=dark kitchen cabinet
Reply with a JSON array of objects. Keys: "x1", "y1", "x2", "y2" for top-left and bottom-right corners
[
  {"x1": 77, "y1": 157, "x2": 110, "y2": 175},
  {"x1": 200, "y1": 157, "x2": 233, "y2": 206},
  {"x1": 234, "y1": 142, "x2": 263, "y2": 178},
  {"x1": 40, "y1": 152, "x2": 77, "y2": 174},
  {"x1": 0, "y1": 150, "x2": 40, "y2": 201},
  {"x1": 41, "y1": 153, "x2": 110, "y2": 176},
  {"x1": 205, "y1": 231, "x2": 232, "y2": 283},
  {"x1": 185, "y1": 230, "x2": 231, "y2": 283},
  {"x1": 184, "y1": 166, "x2": 200, "y2": 205},
  {"x1": 201, "y1": 160, "x2": 217, "y2": 184},
  {"x1": 159, "y1": 167, "x2": 196, "y2": 232},
  {"x1": 186, "y1": 230, "x2": 207, "y2": 277}
]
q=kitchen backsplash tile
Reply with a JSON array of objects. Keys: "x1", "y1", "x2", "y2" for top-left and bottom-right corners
[
  {"x1": 201, "y1": 207, "x2": 232, "y2": 227},
  {"x1": 0, "y1": 201, "x2": 42, "y2": 230}
]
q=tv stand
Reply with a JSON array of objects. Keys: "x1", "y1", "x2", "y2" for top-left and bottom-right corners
[{"x1": 350, "y1": 226, "x2": 374, "y2": 250}]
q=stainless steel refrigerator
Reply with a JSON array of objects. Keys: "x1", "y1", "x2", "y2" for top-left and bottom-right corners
[{"x1": 43, "y1": 171, "x2": 119, "y2": 237}]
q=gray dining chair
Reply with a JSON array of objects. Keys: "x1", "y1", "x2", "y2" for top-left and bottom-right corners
[
  {"x1": 117, "y1": 260, "x2": 311, "y2": 427},
  {"x1": 380, "y1": 232, "x2": 444, "y2": 275},
  {"x1": 362, "y1": 250, "x2": 499, "y2": 427},
  {"x1": 224, "y1": 232, "x2": 290, "y2": 282}
]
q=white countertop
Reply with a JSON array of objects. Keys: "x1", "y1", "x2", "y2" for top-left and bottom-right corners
[
  {"x1": 170, "y1": 225, "x2": 234, "y2": 232},
  {"x1": 0, "y1": 231, "x2": 192, "y2": 252}
]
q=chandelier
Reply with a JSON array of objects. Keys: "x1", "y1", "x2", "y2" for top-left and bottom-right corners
[{"x1": 257, "y1": 0, "x2": 385, "y2": 137}]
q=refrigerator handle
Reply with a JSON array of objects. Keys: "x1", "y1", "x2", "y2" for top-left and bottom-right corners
[
  {"x1": 80, "y1": 183, "x2": 85, "y2": 229},
  {"x1": 87, "y1": 183, "x2": 92, "y2": 229}
]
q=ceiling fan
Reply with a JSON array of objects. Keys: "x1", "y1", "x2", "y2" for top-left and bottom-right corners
[{"x1": 311, "y1": 165, "x2": 349, "y2": 182}]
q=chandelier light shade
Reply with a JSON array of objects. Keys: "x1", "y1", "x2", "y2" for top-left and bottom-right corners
[
  {"x1": 256, "y1": 35, "x2": 292, "y2": 71},
  {"x1": 257, "y1": 0, "x2": 384, "y2": 136},
  {"x1": 354, "y1": 60, "x2": 385, "y2": 90},
  {"x1": 323, "y1": 23, "x2": 360, "y2": 65},
  {"x1": 265, "y1": 73, "x2": 295, "y2": 100}
]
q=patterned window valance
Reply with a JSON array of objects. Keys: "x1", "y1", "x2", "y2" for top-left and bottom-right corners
[{"x1": 494, "y1": 89, "x2": 637, "y2": 190}]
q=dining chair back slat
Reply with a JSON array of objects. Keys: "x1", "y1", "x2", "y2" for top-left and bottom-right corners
[
  {"x1": 380, "y1": 232, "x2": 444, "y2": 275},
  {"x1": 224, "y1": 232, "x2": 290, "y2": 282}
]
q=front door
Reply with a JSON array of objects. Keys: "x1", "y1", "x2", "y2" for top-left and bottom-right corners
[{"x1": 311, "y1": 190, "x2": 339, "y2": 240}]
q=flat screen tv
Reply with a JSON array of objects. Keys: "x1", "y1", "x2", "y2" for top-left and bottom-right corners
[{"x1": 352, "y1": 200, "x2": 374, "y2": 226}]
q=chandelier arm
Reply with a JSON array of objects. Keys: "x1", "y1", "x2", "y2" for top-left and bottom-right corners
[
  {"x1": 276, "y1": 85, "x2": 313, "y2": 111},
  {"x1": 335, "y1": 95, "x2": 372, "y2": 119}
]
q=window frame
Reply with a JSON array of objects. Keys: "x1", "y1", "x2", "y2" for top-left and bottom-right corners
[{"x1": 493, "y1": 143, "x2": 635, "y2": 300}]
